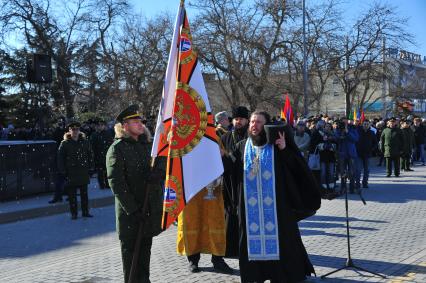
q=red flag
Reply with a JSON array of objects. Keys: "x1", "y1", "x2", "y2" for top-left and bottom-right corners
[
  {"x1": 360, "y1": 110, "x2": 365, "y2": 124},
  {"x1": 281, "y1": 94, "x2": 294, "y2": 126}
]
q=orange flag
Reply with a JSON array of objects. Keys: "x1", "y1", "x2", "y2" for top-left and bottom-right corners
[{"x1": 151, "y1": 1, "x2": 223, "y2": 230}]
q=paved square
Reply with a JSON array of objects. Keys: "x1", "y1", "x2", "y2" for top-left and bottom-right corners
[{"x1": 0, "y1": 162, "x2": 425, "y2": 282}]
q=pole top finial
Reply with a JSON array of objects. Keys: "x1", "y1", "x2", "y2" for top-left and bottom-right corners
[{"x1": 180, "y1": 0, "x2": 185, "y2": 6}]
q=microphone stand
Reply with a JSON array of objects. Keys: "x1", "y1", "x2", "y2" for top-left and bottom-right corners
[{"x1": 321, "y1": 175, "x2": 385, "y2": 280}]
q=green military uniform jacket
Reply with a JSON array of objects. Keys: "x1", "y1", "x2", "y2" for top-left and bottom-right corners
[
  {"x1": 106, "y1": 135, "x2": 165, "y2": 239},
  {"x1": 380, "y1": 127, "x2": 404, "y2": 158},
  {"x1": 57, "y1": 133, "x2": 93, "y2": 186}
]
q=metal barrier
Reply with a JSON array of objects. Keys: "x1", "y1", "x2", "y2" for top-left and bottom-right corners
[{"x1": 0, "y1": 140, "x2": 57, "y2": 201}]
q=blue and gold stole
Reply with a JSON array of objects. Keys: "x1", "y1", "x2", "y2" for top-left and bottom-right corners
[{"x1": 243, "y1": 139, "x2": 280, "y2": 261}]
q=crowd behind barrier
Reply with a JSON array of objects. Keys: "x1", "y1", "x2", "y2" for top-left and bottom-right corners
[
  {"x1": 0, "y1": 120, "x2": 116, "y2": 201},
  {"x1": 0, "y1": 114, "x2": 425, "y2": 202}
]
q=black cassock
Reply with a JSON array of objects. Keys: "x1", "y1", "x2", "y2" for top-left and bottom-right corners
[
  {"x1": 221, "y1": 130, "x2": 247, "y2": 258},
  {"x1": 223, "y1": 125, "x2": 321, "y2": 283}
]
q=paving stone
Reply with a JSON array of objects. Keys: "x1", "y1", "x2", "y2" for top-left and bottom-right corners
[{"x1": 0, "y1": 161, "x2": 425, "y2": 282}]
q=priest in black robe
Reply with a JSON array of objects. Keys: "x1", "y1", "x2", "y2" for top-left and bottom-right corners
[
  {"x1": 223, "y1": 110, "x2": 321, "y2": 283},
  {"x1": 220, "y1": 106, "x2": 249, "y2": 257}
]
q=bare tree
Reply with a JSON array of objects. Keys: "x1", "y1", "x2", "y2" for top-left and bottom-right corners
[
  {"x1": 116, "y1": 14, "x2": 172, "y2": 117},
  {"x1": 333, "y1": 2, "x2": 413, "y2": 117},
  {"x1": 191, "y1": 0, "x2": 294, "y2": 111},
  {"x1": 0, "y1": 0, "x2": 128, "y2": 118}
]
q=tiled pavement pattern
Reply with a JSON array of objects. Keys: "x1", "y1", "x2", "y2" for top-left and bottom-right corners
[{"x1": 0, "y1": 162, "x2": 425, "y2": 283}]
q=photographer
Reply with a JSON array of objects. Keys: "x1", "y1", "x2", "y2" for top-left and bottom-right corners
[
  {"x1": 335, "y1": 117, "x2": 359, "y2": 194},
  {"x1": 318, "y1": 123, "x2": 337, "y2": 193}
]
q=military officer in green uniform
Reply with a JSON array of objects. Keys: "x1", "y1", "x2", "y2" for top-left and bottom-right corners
[
  {"x1": 380, "y1": 118, "x2": 404, "y2": 177},
  {"x1": 57, "y1": 121, "x2": 94, "y2": 219},
  {"x1": 106, "y1": 105, "x2": 165, "y2": 283}
]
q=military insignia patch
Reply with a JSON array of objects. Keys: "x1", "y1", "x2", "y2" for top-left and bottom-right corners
[{"x1": 169, "y1": 82, "x2": 207, "y2": 158}]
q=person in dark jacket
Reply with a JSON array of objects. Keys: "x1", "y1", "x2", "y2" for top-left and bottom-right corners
[
  {"x1": 106, "y1": 105, "x2": 165, "y2": 283},
  {"x1": 57, "y1": 121, "x2": 94, "y2": 219},
  {"x1": 355, "y1": 120, "x2": 377, "y2": 188},
  {"x1": 380, "y1": 118, "x2": 404, "y2": 177},
  {"x1": 48, "y1": 121, "x2": 67, "y2": 204},
  {"x1": 413, "y1": 118, "x2": 425, "y2": 165},
  {"x1": 90, "y1": 120, "x2": 114, "y2": 189},
  {"x1": 400, "y1": 120, "x2": 415, "y2": 171},
  {"x1": 220, "y1": 106, "x2": 249, "y2": 258},
  {"x1": 308, "y1": 120, "x2": 325, "y2": 155},
  {"x1": 215, "y1": 111, "x2": 230, "y2": 138},
  {"x1": 318, "y1": 123, "x2": 337, "y2": 191}
]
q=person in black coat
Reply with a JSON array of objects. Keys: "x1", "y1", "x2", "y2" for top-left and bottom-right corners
[
  {"x1": 223, "y1": 111, "x2": 321, "y2": 283},
  {"x1": 90, "y1": 120, "x2": 114, "y2": 189},
  {"x1": 48, "y1": 121, "x2": 67, "y2": 203},
  {"x1": 400, "y1": 119, "x2": 415, "y2": 171},
  {"x1": 220, "y1": 106, "x2": 249, "y2": 258},
  {"x1": 413, "y1": 118, "x2": 425, "y2": 165},
  {"x1": 355, "y1": 120, "x2": 377, "y2": 188},
  {"x1": 318, "y1": 123, "x2": 337, "y2": 191},
  {"x1": 57, "y1": 121, "x2": 94, "y2": 219}
]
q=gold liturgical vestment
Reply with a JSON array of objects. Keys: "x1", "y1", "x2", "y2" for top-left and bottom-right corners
[{"x1": 177, "y1": 186, "x2": 226, "y2": 256}]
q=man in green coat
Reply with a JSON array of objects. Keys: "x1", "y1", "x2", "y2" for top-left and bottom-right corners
[
  {"x1": 106, "y1": 105, "x2": 165, "y2": 283},
  {"x1": 57, "y1": 121, "x2": 94, "y2": 219},
  {"x1": 380, "y1": 118, "x2": 404, "y2": 177}
]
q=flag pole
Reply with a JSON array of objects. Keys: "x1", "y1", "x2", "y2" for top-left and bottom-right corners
[{"x1": 128, "y1": 158, "x2": 158, "y2": 283}]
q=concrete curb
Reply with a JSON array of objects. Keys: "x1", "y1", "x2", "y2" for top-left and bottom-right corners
[{"x1": 0, "y1": 196, "x2": 114, "y2": 224}]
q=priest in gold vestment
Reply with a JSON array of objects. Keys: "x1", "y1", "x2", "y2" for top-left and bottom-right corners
[{"x1": 176, "y1": 174, "x2": 233, "y2": 274}]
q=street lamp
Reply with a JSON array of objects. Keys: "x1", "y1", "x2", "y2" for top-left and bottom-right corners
[{"x1": 303, "y1": 0, "x2": 308, "y2": 116}]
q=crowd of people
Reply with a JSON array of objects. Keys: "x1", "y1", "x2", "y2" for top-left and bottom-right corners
[
  {"x1": 1, "y1": 107, "x2": 426, "y2": 283},
  {"x1": 288, "y1": 115, "x2": 426, "y2": 198}
]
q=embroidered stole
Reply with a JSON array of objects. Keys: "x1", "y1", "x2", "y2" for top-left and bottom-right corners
[{"x1": 243, "y1": 139, "x2": 280, "y2": 261}]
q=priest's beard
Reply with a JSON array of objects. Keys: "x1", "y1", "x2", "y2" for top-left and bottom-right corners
[{"x1": 249, "y1": 129, "x2": 267, "y2": 146}]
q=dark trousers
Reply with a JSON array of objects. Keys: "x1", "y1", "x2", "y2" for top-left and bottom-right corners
[
  {"x1": 67, "y1": 185, "x2": 89, "y2": 216},
  {"x1": 96, "y1": 166, "x2": 109, "y2": 189},
  {"x1": 120, "y1": 237, "x2": 153, "y2": 283},
  {"x1": 355, "y1": 157, "x2": 370, "y2": 186},
  {"x1": 414, "y1": 144, "x2": 425, "y2": 163},
  {"x1": 401, "y1": 154, "x2": 411, "y2": 170},
  {"x1": 386, "y1": 157, "x2": 400, "y2": 176},
  {"x1": 52, "y1": 173, "x2": 65, "y2": 200},
  {"x1": 187, "y1": 253, "x2": 223, "y2": 265}
]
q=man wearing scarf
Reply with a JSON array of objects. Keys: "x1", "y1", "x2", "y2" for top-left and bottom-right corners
[
  {"x1": 223, "y1": 111, "x2": 321, "y2": 283},
  {"x1": 220, "y1": 106, "x2": 250, "y2": 257}
]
